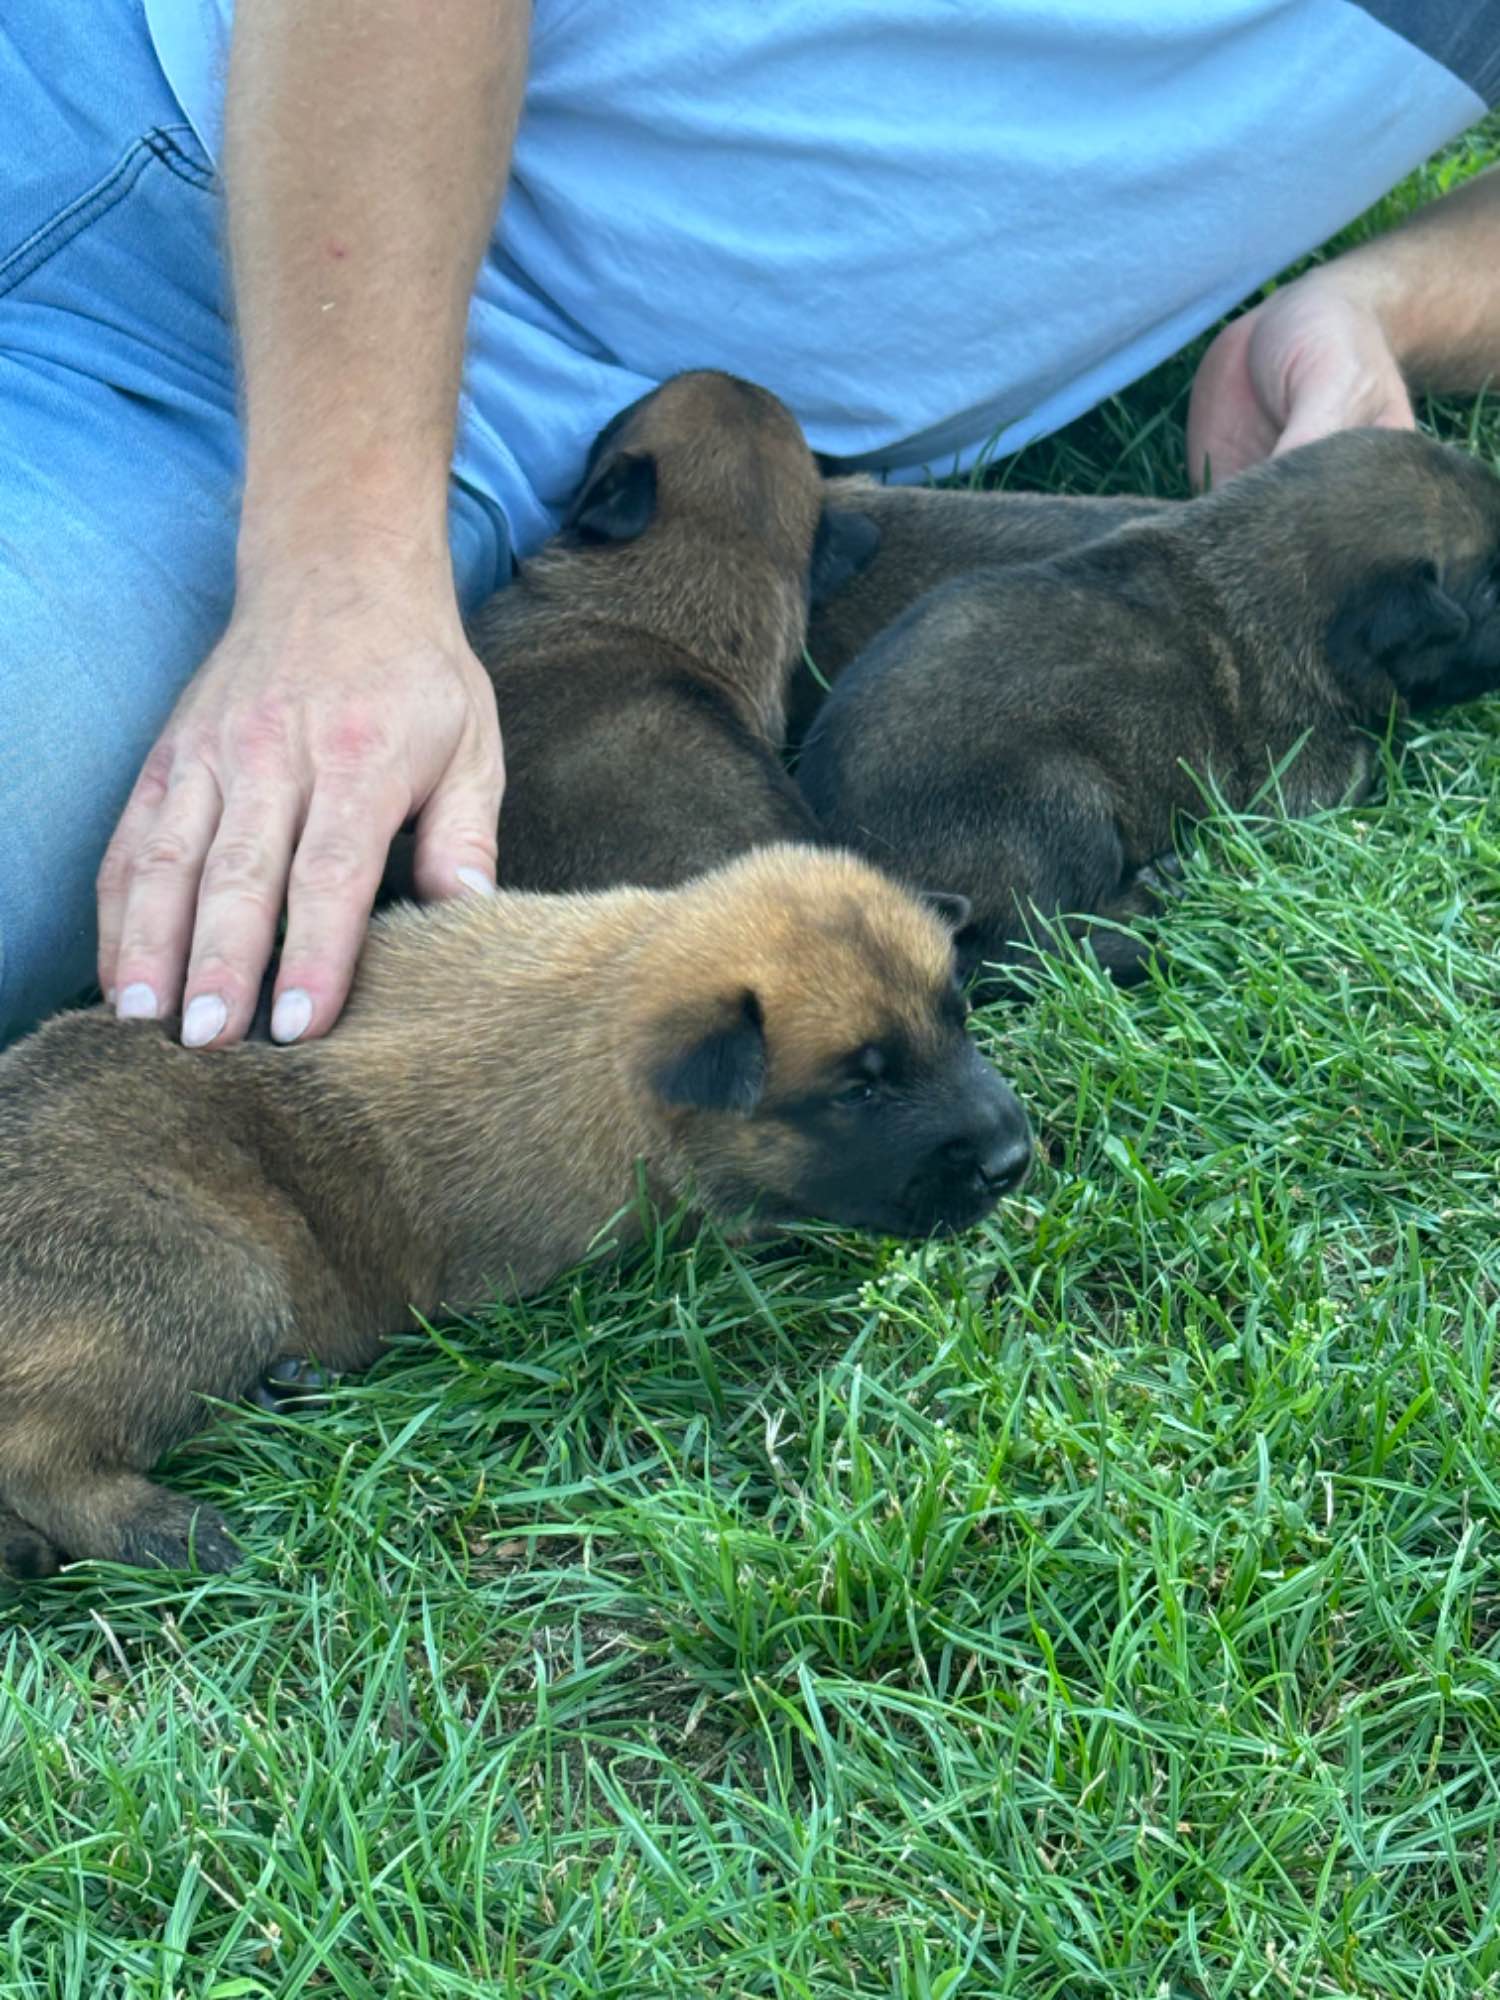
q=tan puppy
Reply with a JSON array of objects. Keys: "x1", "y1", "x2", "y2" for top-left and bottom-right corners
[
  {"x1": 0, "y1": 847, "x2": 1029, "y2": 1580},
  {"x1": 380, "y1": 372, "x2": 878, "y2": 901},
  {"x1": 791, "y1": 476, "x2": 1176, "y2": 740},
  {"x1": 800, "y1": 430, "x2": 1500, "y2": 982}
]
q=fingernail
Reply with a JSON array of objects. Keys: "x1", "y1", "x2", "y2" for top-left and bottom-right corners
[
  {"x1": 117, "y1": 982, "x2": 158, "y2": 1021},
  {"x1": 456, "y1": 866, "x2": 497, "y2": 897},
  {"x1": 271, "y1": 988, "x2": 313, "y2": 1045},
  {"x1": 181, "y1": 994, "x2": 228, "y2": 1049},
  {"x1": 105, "y1": 987, "x2": 116, "y2": 1008}
]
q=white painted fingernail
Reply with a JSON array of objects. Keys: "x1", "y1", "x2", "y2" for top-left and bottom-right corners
[
  {"x1": 105, "y1": 987, "x2": 116, "y2": 1008},
  {"x1": 181, "y1": 994, "x2": 227, "y2": 1048},
  {"x1": 456, "y1": 866, "x2": 496, "y2": 897},
  {"x1": 117, "y1": 982, "x2": 158, "y2": 1021},
  {"x1": 270, "y1": 988, "x2": 313, "y2": 1045}
]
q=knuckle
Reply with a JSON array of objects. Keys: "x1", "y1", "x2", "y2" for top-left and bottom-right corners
[
  {"x1": 130, "y1": 831, "x2": 197, "y2": 881},
  {"x1": 96, "y1": 847, "x2": 131, "y2": 899},
  {"x1": 199, "y1": 836, "x2": 279, "y2": 905},
  {"x1": 134, "y1": 739, "x2": 179, "y2": 799},
  {"x1": 292, "y1": 836, "x2": 371, "y2": 896},
  {"x1": 316, "y1": 708, "x2": 392, "y2": 770},
  {"x1": 183, "y1": 951, "x2": 252, "y2": 998},
  {"x1": 228, "y1": 701, "x2": 292, "y2": 766}
]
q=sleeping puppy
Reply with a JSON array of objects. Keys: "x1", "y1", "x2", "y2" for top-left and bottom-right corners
[
  {"x1": 799, "y1": 429, "x2": 1500, "y2": 984},
  {"x1": 790, "y1": 477, "x2": 1177, "y2": 742},
  {"x1": 382, "y1": 371, "x2": 878, "y2": 901},
  {"x1": 0, "y1": 846, "x2": 1029, "y2": 1581}
]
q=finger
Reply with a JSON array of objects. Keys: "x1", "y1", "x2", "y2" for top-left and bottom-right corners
[
  {"x1": 409, "y1": 724, "x2": 505, "y2": 901},
  {"x1": 96, "y1": 743, "x2": 176, "y2": 997},
  {"x1": 177, "y1": 787, "x2": 301, "y2": 1047},
  {"x1": 270, "y1": 772, "x2": 411, "y2": 1043},
  {"x1": 105, "y1": 766, "x2": 226, "y2": 1024},
  {"x1": 1185, "y1": 318, "x2": 1277, "y2": 493}
]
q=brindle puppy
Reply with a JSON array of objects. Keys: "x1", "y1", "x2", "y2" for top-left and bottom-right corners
[
  {"x1": 381, "y1": 371, "x2": 878, "y2": 902},
  {"x1": 799, "y1": 430, "x2": 1500, "y2": 982},
  {"x1": 0, "y1": 846, "x2": 1029, "y2": 1581},
  {"x1": 790, "y1": 476, "x2": 1176, "y2": 741}
]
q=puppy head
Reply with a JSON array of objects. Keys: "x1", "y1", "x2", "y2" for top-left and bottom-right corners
[
  {"x1": 1262, "y1": 430, "x2": 1500, "y2": 706},
  {"x1": 635, "y1": 847, "x2": 1031, "y2": 1238},
  {"x1": 566, "y1": 370, "x2": 879, "y2": 607}
]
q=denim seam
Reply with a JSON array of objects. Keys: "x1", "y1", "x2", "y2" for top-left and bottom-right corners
[
  {"x1": 143, "y1": 125, "x2": 216, "y2": 192},
  {"x1": 0, "y1": 126, "x2": 211, "y2": 302}
]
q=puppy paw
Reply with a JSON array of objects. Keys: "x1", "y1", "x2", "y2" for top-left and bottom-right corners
[
  {"x1": 1135, "y1": 851, "x2": 1187, "y2": 897},
  {"x1": 249, "y1": 1357, "x2": 334, "y2": 1413},
  {"x1": 0, "y1": 1510, "x2": 61, "y2": 1582},
  {"x1": 116, "y1": 1494, "x2": 241, "y2": 1574},
  {"x1": 1084, "y1": 925, "x2": 1158, "y2": 987}
]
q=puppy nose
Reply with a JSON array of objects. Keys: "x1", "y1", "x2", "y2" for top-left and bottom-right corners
[{"x1": 977, "y1": 1129, "x2": 1031, "y2": 1193}]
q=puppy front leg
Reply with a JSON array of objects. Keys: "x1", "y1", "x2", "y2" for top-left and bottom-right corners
[
  {"x1": 1, "y1": 1442, "x2": 239, "y2": 1576},
  {"x1": 0, "y1": 1506, "x2": 61, "y2": 1582}
]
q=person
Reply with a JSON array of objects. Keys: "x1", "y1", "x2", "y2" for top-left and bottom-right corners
[{"x1": 3, "y1": 1, "x2": 1498, "y2": 1051}]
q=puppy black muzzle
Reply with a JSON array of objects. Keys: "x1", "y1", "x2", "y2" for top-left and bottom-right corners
[{"x1": 900, "y1": 1053, "x2": 1032, "y2": 1234}]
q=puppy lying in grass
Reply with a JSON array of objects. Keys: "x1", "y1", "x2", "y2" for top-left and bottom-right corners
[
  {"x1": 0, "y1": 847, "x2": 1029, "y2": 1581},
  {"x1": 799, "y1": 430, "x2": 1500, "y2": 983},
  {"x1": 791, "y1": 477, "x2": 1175, "y2": 742},
  {"x1": 383, "y1": 370, "x2": 878, "y2": 901}
]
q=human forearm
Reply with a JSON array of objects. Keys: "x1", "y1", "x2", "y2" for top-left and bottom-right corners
[
  {"x1": 227, "y1": 0, "x2": 527, "y2": 585},
  {"x1": 100, "y1": 0, "x2": 527, "y2": 1050},
  {"x1": 1188, "y1": 163, "x2": 1500, "y2": 487},
  {"x1": 1323, "y1": 166, "x2": 1500, "y2": 395}
]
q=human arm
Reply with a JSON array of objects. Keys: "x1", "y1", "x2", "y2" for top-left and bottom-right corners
[
  {"x1": 1187, "y1": 164, "x2": 1500, "y2": 488},
  {"x1": 97, "y1": 0, "x2": 527, "y2": 1048}
]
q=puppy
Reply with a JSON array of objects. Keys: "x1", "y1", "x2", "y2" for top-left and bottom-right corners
[
  {"x1": 791, "y1": 477, "x2": 1176, "y2": 741},
  {"x1": 382, "y1": 372, "x2": 878, "y2": 902},
  {"x1": 799, "y1": 430, "x2": 1500, "y2": 982},
  {"x1": 0, "y1": 846, "x2": 1030, "y2": 1581}
]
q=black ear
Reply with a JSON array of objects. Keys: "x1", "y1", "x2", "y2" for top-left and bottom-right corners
[
  {"x1": 809, "y1": 508, "x2": 881, "y2": 603},
  {"x1": 950, "y1": 923, "x2": 985, "y2": 984},
  {"x1": 1327, "y1": 562, "x2": 1470, "y2": 699},
  {"x1": 651, "y1": 991, "x2": 766, "y2": 1114},
  {"x1": 569, "y1": 451, "x2": 658, "y2": 544},
  {"x1": 919, "y1": 889, "x2": 972, "y2": 935}
]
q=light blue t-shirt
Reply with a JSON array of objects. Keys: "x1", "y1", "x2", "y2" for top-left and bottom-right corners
[{"x1": 143, "y1": 1, "x2": 1490, "y2": 557}]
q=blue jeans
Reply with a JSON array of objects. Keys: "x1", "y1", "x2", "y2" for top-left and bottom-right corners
[{"x1": 0, "y1": 2, "x2": 511, "y2": 1044}]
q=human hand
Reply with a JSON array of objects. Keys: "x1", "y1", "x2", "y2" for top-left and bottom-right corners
[
  {"x1": 1186, "y1": 268, "x2": 1416, "y2": 491},
  {"x1": 97, "y1": 563, "x2": 504, "y2": 1048}
]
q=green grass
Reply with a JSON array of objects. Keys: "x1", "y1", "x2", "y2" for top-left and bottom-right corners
[{"x1": 5, "y1": 124, "x2": 1500, "y2": 2000}]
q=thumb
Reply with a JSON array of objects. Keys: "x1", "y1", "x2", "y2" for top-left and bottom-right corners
[
  {"x1": 1269, "y1": 314, "x2": 1416, "y2": 460},
  {"x1": 411, "y1": 736, "x2": 505, "y2": 901}
]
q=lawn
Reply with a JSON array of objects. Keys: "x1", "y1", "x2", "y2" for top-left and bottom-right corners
[{"x1": 4, "y1": 125, "x2": 1500, "y2": 2000}]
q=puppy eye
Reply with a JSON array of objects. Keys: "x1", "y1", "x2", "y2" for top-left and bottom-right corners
[{"x1": 833, "y1": 1078, "x2": 877, "y2": 1108}]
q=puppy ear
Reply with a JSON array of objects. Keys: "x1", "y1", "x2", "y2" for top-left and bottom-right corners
[
  {"x1": 570, "y1": 451, "x2": 658, "y2": 544},
  {"x1": 1328, "y1": 562, "x2": 1470, "y2": 696},
  {"x1": 950, "y1": 922, "x2": 985, "y2": 984},
  {"x1": 919, "y1": 889, "x2": 972, "y2": 935},
  {"x1": 809, "y1": 508, "x2": 880, "y2": 602},
  {"x1": 651, "y1": 991, "x2": 767, "y2": 1114}
]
